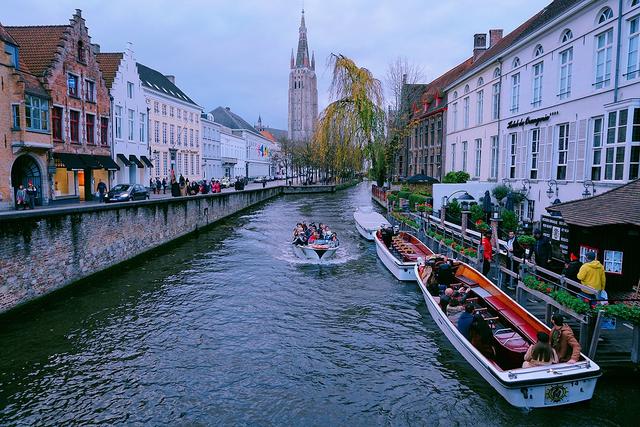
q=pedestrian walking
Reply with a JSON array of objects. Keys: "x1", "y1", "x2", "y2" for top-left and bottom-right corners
[
  {"x1": 26, "y1": 181, "x2": 37, "y2": 209},
  {"x1": 577, "y1": 251, "x2": 606, "y2": 304},
  {"x1": 481, "y1": 230, "x2": 493, "y2": 276},
  {"x1": 150, "y1": 177, "x2": 155, "y2": 194},
  {"x1": 155, "y1": 178, "x2": 161, "y2": 195},
  {"x1": 15, "y1": 184, "x2": 27, "y2": 210},
  {"x1": 532, "y1": 229, "x2": 552, "y2": 270},
  {"x1": 96, "y1": 180, "x2": 107, "y2": 203},
  {"x1": 162, "y1": 178, "x2": 167, "y2": 194}
]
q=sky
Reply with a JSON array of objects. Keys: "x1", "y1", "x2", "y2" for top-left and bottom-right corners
[{"x1": 2, "y1": 0, "x2": 550, "y2": 130}]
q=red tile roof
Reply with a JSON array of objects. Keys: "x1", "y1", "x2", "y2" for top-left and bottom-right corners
[
  {"x1": 259, "y1": 130, "x2": 277, "y2": 142},
  {"x1": 96, "y1": 52, "x2": 123, "y2": 90},
  {"x1": 0, "y1": 22, "x2": 17, "y2": 45},
  {"x1": 5, "y1": 25, "x2": 68, "y2": 76}
]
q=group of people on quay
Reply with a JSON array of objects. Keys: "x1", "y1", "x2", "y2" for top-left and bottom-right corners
[
  {"x1": 292, "y1": 222, "x2": 339, "y2": 247},
  {"x1": 151, "y1": 175, "x2": 224, "y2": 197},
  {"x1": 13, "y1": 182, "x2": 38, "y2": 210}
]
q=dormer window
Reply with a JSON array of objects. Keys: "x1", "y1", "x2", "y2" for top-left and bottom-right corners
[
  {"x1": 453, "y1": 91, "x2": 458, "y2": 99},
  {"x1": 464, "y1": 84, "x2": 470, "y2": 94},
  {"x1": 493, "y1": 67, "x2": 501, "y2": 78},
  {"x1": 477, "y1": 77, "x2": 484, "y2": 87},
  {"x1": 512, "y1": 57, "x2": 520, "y2": 68},
  {"x1": 5, "y1": 43, "x2": 19, "y2": 68},
  {"x1": 77, "y1": 40, "x2": 85, "y2": 63},
  {"x1": 598, "y1": 7, "x2": 613, "y2": 24},
  {"x1": 534, "y1": 44, "x2": 544, "y2": 57},
  {"x1": 561, "y1": 29, "x2": 573, "y2": 43}
]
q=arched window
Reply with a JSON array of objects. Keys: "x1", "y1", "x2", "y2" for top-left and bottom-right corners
[
  {"x1": 561, "y1": 29, "x2": 573, "y2": 43},
  {"x1": 598, "y1": 7, "x2": 613, "y2": 24},
  {"x1": 493, "y1": 67, "x2": 501, "y2": 78},
  {"x1": 77, "y1": 40, "x2": 85, "y2": 62},
  {"x1": 453, "y1": 91, "x2": 458, "y2": 99},
  {"x1": 477, "y1": 77, "x2": 484, "y2": 87},
  {"x1": 464, "y1": 84, "x2": 470, "y2": 94},
  {"x1": 512, "y1": 57, "x2": 520, "y2": 69},
  {"x1": 534, "y1": 44, "x2": 544, "y2": 57}
]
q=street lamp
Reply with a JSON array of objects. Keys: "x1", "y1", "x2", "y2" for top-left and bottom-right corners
[
  {"x1": 491, "y1": 203, "x2": 502, "y2": 220},
  {"x1": 546, "y1": 179, "x2": 558, "y2": 199},
  {"x1": 582, "y1": 180, "x2": 596, "y2": 198},
  {"x1": 521, "y1": 178, "x2": 531, "y2": 194}
]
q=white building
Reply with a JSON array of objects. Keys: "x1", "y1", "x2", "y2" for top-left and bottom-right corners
[
  {"x1": 97, "y1": 44, "x2": 152, "y2": 186},
  {"x1": 444, "y1": 0, "x2": 640, "y2": 223},
  {"x1": 220, "y1": 127, "x2": 246, "y2": 178},
  {"x1": 201, "y1": 113, "x2": 222, "y2": 179}
]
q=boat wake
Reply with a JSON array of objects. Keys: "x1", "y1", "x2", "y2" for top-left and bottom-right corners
[{"x1": 276, "y1": 243, "x2": 359, "y2": 265}]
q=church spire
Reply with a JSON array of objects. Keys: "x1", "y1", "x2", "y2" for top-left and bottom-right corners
[
  {"x1": 290, "y1": 48, "x2": 295, "y2": 69},
  {"x1": 295, "y1": 9, "x2": 310, "y2": 68}
]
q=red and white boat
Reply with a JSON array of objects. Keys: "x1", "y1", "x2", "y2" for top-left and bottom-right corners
[
  {"x1": 374, "y1": 227, "x2": 433, "y2": 281},
  {"x1": 414, "y1": 255, "x2": 601, "y2": 408}
]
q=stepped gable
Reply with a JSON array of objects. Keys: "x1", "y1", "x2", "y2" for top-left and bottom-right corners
[{"x1": 96, "y1": 52, "x2": 123, "y2": 90}]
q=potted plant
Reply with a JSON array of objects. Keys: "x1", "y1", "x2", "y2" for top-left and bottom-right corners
[
  {"x1": 492, "y1": 184, "x2": 510, "y2": 202},
  {"x1": 517, "y1": 234, "x2": 536, "y2": 248}
]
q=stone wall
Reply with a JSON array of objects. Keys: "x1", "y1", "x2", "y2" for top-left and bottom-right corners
[{"x1": 0, "y1": 187, "x2": 280, "y2": 314}]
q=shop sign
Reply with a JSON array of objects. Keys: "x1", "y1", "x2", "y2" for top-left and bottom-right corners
[
  {"x1": 507, "y1": 111, "x2": 559, "y2": 129},
  {"x1": 541, "y1": 214, "x2": 569, "y2": 260}
]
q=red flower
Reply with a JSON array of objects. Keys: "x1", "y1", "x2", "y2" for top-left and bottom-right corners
[
  {"x1": 546, "y1": 287, "x2": 552, "y2": 293},
  {"x1": 475, "y1": 220, "x2": 483, "y2": 225},
  {"x1": 583, "y1": 298, "x2": 589, "y2": 303}
]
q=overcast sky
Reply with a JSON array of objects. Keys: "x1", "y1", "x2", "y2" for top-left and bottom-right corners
[{"x1": 3, "y1": 0, "x2": 549, "y2": 130}]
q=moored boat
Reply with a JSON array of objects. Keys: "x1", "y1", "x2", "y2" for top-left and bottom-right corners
[
  {"x1": 353, "y1": 207, "x2": 391, "y2": 241},
  {"x1": 291, "y1": 242, "x2": 339, "y2": 261},
  {"x1": 374, "y1": 227, "x2": 433, "y2": 281},
  {"x1": 414, "y1": 255, "x2": 601, "y2": 408}
]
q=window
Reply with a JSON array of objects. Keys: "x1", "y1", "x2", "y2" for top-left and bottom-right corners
[
  {"x1": 561, "y1": 29, "x2": 573, "y2": 43},
  {"x1": 509, "y1": 133, "x2": 517, "y2": 179},
  {"x1": 190, "y1": 129, "x2": 194, "y2": 147},
  {"x1": 115, "y1": 106, "x2": 122, "y2": 139},
  {"x1": 196, "y1": 130, "x2": 199, "y2": 147},
  {"x1": 463, "y1": 97, "x2": 470, "y2": 128},
  {"x1": 154, "y1": 102, "x2": 159, "y2": 113},
  {"x1": 452, "y1": 102, "x2": 458, "y2": 131},
  {"x1": 462, "y1": 141, "x2": 468, "y2": 172},
  {"x1": 532, "y1": 62, "x2": 543, "y2": 107},
  {"x1": 529, "y1": 128, "x2": 540, "y2": 179},
  {"x1": 128, "y1": 109, "x2": 135, "y2": 141},
  {"x1": 184, "y1": 152, "x2": 189, "y2": 173},
  {"x1": 557, "y1": 124, "x2": 569, "y2": 180},
  {"x1": 52, "y1": 107, "x2": 63, "y2": 141},
  {"x1": 11, "y1": 104, "x2": 20, "y2": 129},
  {"x1": 591, "y1": 116, "x2": 604, "y2": 180},
  {"x1": 85, "y1": 80, "x2": 95, "y2": 102},
  {"x1": 183, "y1": 128, "x2": 187, "y2": 145},
  {"x1": 154, "y1": 121, "x2": 160, "y2": 144},
  {"x1": 67, "y1": 74, "x2": 79, "y2": 97},
  {"x1": 86, "y1": 114, "x2": 95, "y2": 144},
  {"x1": 559, "y1": 48, "x2": 573, "y2": 99},
  {"x1": 534, "y1": 44, "x2": 544, "y2": 57},
  {"x1": 170, "y1": 106, "x2": 175, "y2": 117},
  {"x1": 490, "y1": 135, "x2": 499, "y2": 179},
  {"x1": 627, "y1": 16, "x2": 639, "y2": 80},
  {"x1": 451, "y1": 143, "x2": 456, "y2": 169},
  {"x1": 474, "y1": 138, "x2": 482, "y2": 178},
  {"x1": 162, "y1": 104, "x2": 167, "y2": 116},
  {"x1": 177, "y1": 126, "x2": 182, "y2": 145},
  {"x1": 476, "y1": 90, "x2": 484, "y2": 125},
  {"x1": 196, "y1": 155, "x2": 200, "y2": 175},
  {"x1": 493, "y1": 67, "x2": 501, "y2": 78},
  {"x1": 526, "y1": 199, "x2": 535, "y2": 221},
  {"x1": 603, "y1": 250, "x2": 623, "y2": 274},
  {"x1": 127, "y1": 82, "x2": 134, "y2": 99},
  {"x1": 162, "y1": 123, "x2": 167, "y2": 144},
  {"x1": 177, "y1": 153, "x2": 182, "y2": 174},
  {"x1": 595, "y1": 29, "x2": 613, "y2": 89},
  {"x1": 510, "y1": 73, "x2": 520, "y2": 112},
  {"x1": 77, "y1": 40, "x2": 85, "y2": 62},
  {"x1": 477, "y1": 77, "x2": 484, "y2": 87},
  {"x1": 5, "y1": 43, "x2": 18, "y2": 68},
  {"x1": 630, "y1": 108, "x2": 640, "y2": 179},
  {"x1": 163, "y1": 152, "x2": 168, "y2": 177},
  {"x1": 512, "y1": 57, "x2": 520, "y2": 68},
  {"x1": 598, "y1": 7, "x2": 613, "y2": 24},
  {"x1": 139, "y1": 113, "x2": 146, "y2": 142},
  {"x1": 70, "y1": 110, "x2": 80, "y2": 143},
  {"x1": 491, "y1": 83, "x2": 500, "y2": 120},
  {"x1": 101, "y1": 117, "x2": 108, "y2": 145},
  {"x1": 605, "y1": 145, "x2": 625, "y2": 181},
  {"x1": 177, "y1": 109, "x2": 181, "y2": 119},
  {"x1": 170, "y1": 124, "x2": 175, "y2": 145},
  {"x1": 25, "y1": 95, "x2": 49, "y2": 132},
  {"x1": 464, "y1": 84, "x2": 469, "y2": 94}
]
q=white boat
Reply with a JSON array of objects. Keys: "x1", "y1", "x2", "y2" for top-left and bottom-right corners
[
  {"x1": 353, "y1": 207, "x2": 390, "y2": 240},
  {"x1": 374, "y1": 228, "x2": 433, "y2": 281},
  {"x1": 292, "y1": 242, "x2": 339, "y2": 261},
  {"x1": 414, "y1": 256, "x2": 601, "y2": 408}
]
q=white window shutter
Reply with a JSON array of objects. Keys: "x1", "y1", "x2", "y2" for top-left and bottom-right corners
[
  {"x1": 575, "y1": 119, "x2": 587, "y2": 181},
  {"x1": 539, "y1": 125, "x2": 547, "y2": 179},
  {"x1": 517, "y1": 130, "x2": 526, "y2": 179},
  {"x1": 545, "y1": 127, "x2": 553, "y2": 179},
  {"x1": 567, "y1": 122, "x2": 577, "y2": 181},
  {"x1": 501, "y1": 132, "x2": 508, "y2": 178}
]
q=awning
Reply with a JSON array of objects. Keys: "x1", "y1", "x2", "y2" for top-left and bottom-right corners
[
  {"x1": 79, "y1": 154, "x2": 102, "y2": 169},
  {"x1": 117, "y1": 153, "x2": 132, "y2": 166},
  {"x1": 96, "y1": 155, "x2": 120, "y2": 171},
  {"x1": 222, "y1": 156, "x2": 237, "y2": 165},
  {"x1": 54, "y1": 152, "x2": 86, "y2": 171},
  {"x1": 129, "y1": 155, "x2": 144, "y2": 168},
  {"x1": 140, "y1": 155, "x2": 154, "y2": 168}
]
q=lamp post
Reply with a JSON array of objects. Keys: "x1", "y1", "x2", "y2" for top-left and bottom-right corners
[
  {"x1": 546, "y1": 179, "x2": 558, "y2": 199},
  {"x1": 582, "y1": 180, "x2": 596, "y2": 198}
]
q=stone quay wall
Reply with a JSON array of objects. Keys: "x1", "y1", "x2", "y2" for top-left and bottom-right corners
[{"x1": 0, "y1": 187, "x2": 280, "y2": 314}]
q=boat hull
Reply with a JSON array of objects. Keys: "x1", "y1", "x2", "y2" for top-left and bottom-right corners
[
  {"x1": 292, "y1": 244, "x2": 338, "y2": 261},
  {"x1": 414, "y1": 264, "x2": 600, "y2": 408},
  {"x1": 353, "y1": 211, "x2": 390, "y2": 241},
  {"x1": 375, "y1": 240, "x2": 415, "y2": 280},
  {"x1": 355, "y1": 220, "x2": 376, "y2": 240}
]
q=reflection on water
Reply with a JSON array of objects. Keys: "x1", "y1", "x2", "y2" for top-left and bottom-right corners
[{"x1": 0, "y1": 182, "x2": 636, "y2": 425}]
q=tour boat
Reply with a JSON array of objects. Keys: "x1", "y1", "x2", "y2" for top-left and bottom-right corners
[
  {"x1": 292, "y1": 242, "x2": 339, "y2": 261},
  {"x1": 353, "y1": 207, "x2": 391, "y2": 241},
  {"x1": 414, "y1": 256, "x2": 601, "y2": 408},
  {"x1": 374, "y1": 227, "x2": 433, "y2": 281}
]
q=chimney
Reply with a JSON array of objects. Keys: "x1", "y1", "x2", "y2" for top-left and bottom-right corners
[
  {"x1": 473, "y1": 33, "x2": 487, "y2": 61},
  {"x1": 165, "y1": 75, "x2": 175, "y2": 84},
  {"x1": 91, "y1": 43, "x2": 100, "y2": 54},
  {"x1": 489, "y1": 29, "x2": 503, "y2": 48},
  {"x1": 225, "y1": 107, "x2": 230, "y2": 111}
]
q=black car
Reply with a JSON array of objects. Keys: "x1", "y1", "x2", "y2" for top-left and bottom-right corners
[{"x1": 104, "y1": 183, "x2": 149, "y2": 203}]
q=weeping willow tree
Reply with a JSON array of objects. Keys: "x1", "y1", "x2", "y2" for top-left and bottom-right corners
[{"x1": 313, "y1": 54, "x2": 386, "y2": 181}]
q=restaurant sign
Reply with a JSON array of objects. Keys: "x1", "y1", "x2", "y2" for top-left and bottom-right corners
[
  {"x1": 507, "y1": 111, "x2": 559, "y2": 129},
  {"x1": 541, "y1": 214, "x2": 569, "y2": 261}
]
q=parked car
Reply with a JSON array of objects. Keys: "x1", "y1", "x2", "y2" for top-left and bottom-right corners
[
  {"x1": 253, "y1": 176, "x2": 267, "y2": 184},
  {"x1": 104, "y1": 183, "x2": 149, "y2": 203}
]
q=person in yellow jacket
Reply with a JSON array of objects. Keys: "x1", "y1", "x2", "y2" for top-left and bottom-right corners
[{"x1": 577, "y1": 252, "x2": 606, "y2": 302}]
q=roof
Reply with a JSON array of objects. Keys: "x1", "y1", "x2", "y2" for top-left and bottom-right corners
[
  {"x1": 0, "y1": 22, "x2": 18, "y2": 46},
  {"x1": 18, "y1": 70, "x2": 49, "y2": 98},
  {"x1": 546, "y1": 179, "x2": 640, "y2": 228},
  {"x1": 5, "y1": 25, "x2": 68, "y2": 76},
  {"x1": 449, "y1": 0, "x2": 582, "y2": 88},
  {"x1": 264, "y1": 127, "x2": 287, "y2": 141},
  {"x1": 260, "y1": 130, "x2": 276, "y2": 142},
  {"x1": 96, "y1": 52, "x2": 123, "y2": 90},
  {"x1": 136, "y1": 62, "x2": 198, "y2": 106},
  {"x1": 209, "y1": 106, "x2": 262, "y2": 137}
]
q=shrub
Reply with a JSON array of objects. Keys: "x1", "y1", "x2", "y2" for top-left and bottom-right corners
[
  {"x1": 442, "y1": 170, "x2": 470, "y2": 183},
  {"x1": 408, "y1": 193, "x2": 428, "y2": 210},
  {"x1": 603, "y1": 304, "x2": 640, "y2": 324},
  {"x1": 397, "y1": 190, "x2": 411, "y2": 200},
  {"x1": 492, "y1": 184, "x2": 510, "y2": 201},
  {"x1": 510, "y1": 191, "x2": 527, "y2": 204},
  {"x1": 517, "y1": 235, "x2": 536, "y2": 246},
  {"x1": 469, "y1": 204, "x2": 485, "y2": 223},
  {"x1": 549, "y1": 290, "x2": 592, "y2": 315},
  {"x1": 387, "y1": 194, "x2": 398, "y2": 203},
  {"x1": 501, "y1": 209, "x2": 518, "y2": 233},
  {"x1": 446, "y1": 199, "x2": 461, "y2": 221}
]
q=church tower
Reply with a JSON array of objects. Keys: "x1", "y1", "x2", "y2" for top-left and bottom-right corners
[{"x1": 288, "y1": 10, "x2": 318, "y2": 142}]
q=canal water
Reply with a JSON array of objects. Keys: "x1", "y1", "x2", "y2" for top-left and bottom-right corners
[{"x1": 0, "y1": 182, "x2": 637, "y2": 426}]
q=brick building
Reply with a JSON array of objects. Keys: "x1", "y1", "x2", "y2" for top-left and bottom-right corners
[
  {"x1": 7, "y1": 9, "x2": 117, "y2": 204},
  {"x1": 0, "y1": 23, "x2": 52, "y2": 209}
]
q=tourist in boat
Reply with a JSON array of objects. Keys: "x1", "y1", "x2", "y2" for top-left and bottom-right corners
[
  {"x1": 328, "y1": 233, "x2": 339, "y2": 247},
  {"x1": 436, "y1": 260, "x2": 455, "y2": 292},
  {"x1": 522, "y1": 331, "x2": 558, "y2": 368},
  {"x1": 292, "y1": 228, "x2": 307, "y2": 246},
  {"x1": 457, "y1": 303, "x2": 475, "y2": 339},
  {"x1": 446, "y1": 291, "x2": 466, "y2": 316},
  {"x1": 577, "y1": 251, "x2": 606, "y2": 304},
  {"x1": 550, "y1": 314, "x2": 581, "y2": 364},
  {"x1": 308, "y1": 230, "x2": 320, "y2": 244},
  {"x1": 481, "y1": 230, "x2": 493, "y2": 276},
  {"x1": 470, "y1": 315, "x2": 496, "y2": 359}
]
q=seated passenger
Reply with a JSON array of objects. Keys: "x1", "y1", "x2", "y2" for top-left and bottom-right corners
[
  {"x1": 446, "y1": 292, "x2": 466, "y2": 316},
  {"x1": 440, "y1": 288, "x2": 454, "y2": 312},
  {"x1": 457, "y1": 303, "x2": 475, "y2": 339},
  {"x1": 470, "y1": 314, "x2": 496, "y2": 359},
  {"x1": 328, "y1": 233, "x2": 339, "y2": 247},
  {"x1": 436, "y1": 262, "x2": 454, "y2": 292},
  {"x1": 523, "y1": 331, "x2": 558, "y2": 368},
  {"x1": 308, "y1": 231, "x2": 320, "y2": 244}
]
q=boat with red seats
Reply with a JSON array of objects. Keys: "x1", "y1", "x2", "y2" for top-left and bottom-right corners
[
  {"x1": 414, "y1": 255, "x2": 601, "y2": 408},
  {"x1": 374, "y1": 226, "x2": 433, "y2": 281}
]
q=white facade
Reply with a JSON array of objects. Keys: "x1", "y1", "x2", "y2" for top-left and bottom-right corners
[
  {"x1": 445, "y1": 0, "x2": 640, "y2": 223},
  {"x1": 243, "y1": 130, "x2": 275, "y2": 178},
  {"x1": 220, "y1": 128, "x2": 246, "y2": 178},
  {"x1": 201, "y1": 113, "x2": 222, "y2": 179},
  {"x1": 108, "y1": 45, "x2": 151, "y2": 186}
]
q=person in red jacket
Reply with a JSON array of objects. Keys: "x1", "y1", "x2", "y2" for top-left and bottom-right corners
[{"x1": 481, "y1": 230, "x2": 493, "y2": 276}]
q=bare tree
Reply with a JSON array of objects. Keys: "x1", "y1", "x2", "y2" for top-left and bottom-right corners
[{"x1": 385, "y1": 56, "x2": 425, "y2": 113}]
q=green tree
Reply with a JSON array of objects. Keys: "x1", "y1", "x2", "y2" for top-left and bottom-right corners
[{"x1": 442, "y1": 171, "x2": 470, "y2": 183}]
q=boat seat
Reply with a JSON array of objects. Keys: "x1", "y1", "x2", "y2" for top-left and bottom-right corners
[
  {"x1": 495, "y1": 308, "x2": 539, "y2": 342},
  {"x1": 456, "y1": 275, "x2": 479, "y2": 287},
  {"x1": 494, "y1": 330, "x2": 529, "y2": 353}
]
